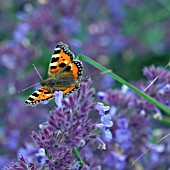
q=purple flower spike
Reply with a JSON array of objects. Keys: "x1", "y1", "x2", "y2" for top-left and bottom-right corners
[
  {"x1": 96, "y1": 107, "x2": 113, "y2": 143},
  {"x1": 14, "y1": 77, "x2": 109, "y2": 169}
]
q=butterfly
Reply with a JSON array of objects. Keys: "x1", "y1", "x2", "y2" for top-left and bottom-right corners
[{"x1": 25, "y1": 42, "x2": 83, "y2": 106}]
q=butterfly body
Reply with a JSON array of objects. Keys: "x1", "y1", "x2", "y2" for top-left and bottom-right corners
[
  {"x1": 41, "y1": 71, "x2": 79, "y2": 92},
  {"x1": 25, "y1": 42, "x2": 83, "y2": 106}
]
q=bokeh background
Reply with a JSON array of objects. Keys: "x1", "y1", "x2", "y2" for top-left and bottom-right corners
[{"x1": 0, "y1": 0, "x2": 170, "y2": 169}]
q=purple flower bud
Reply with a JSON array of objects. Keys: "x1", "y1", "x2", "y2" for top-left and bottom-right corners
[
  {"x1": 35, "y1": 148, "x2": 46, "y2": 165},
  {"x1": 117, "y1": 118, "x2": 129, "y2": 129},
  {"x1": 103, "y1": 129, "x2": 112, "y2": 142},
  {"x1": 101, "y1": 114, "x2": 113, "y2": 127},
  {"x1": 97, "y1": 91, "x2": 107, "y2": 101},
  {"x1": 115, "y1": 128, "x2": 132, "y2": 149},
  {"x1": 96, "y1": 123, "x2": 106, "y2": 130},
  {"x1": 109, "y1": 106, "x2": 117, "y2": 116},
  {"x1": 95, "y1": 102, "x2": 110, "y2": 116},
  {"x1": 54, "y1": 91, "x2": 63, "y2": 108}
]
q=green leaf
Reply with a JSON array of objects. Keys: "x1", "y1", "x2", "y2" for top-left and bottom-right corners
[{"x1": 78, "y1": 54, "x2": 170, "y2": 115}]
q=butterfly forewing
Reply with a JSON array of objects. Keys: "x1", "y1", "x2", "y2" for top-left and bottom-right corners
[{"x1": 48, "y1": 42, "x2": 75, "y2": 76}]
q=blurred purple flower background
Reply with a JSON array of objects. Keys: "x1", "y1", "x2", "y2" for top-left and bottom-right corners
[{"x1": 0, "y1": 0, "x2": 170, "y2": 169}]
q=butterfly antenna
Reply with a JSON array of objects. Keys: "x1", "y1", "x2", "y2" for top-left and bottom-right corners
[
  {"x1": 18, "y1": 82, "x2": 40, "y2": 93},
  {"x1": 32, "y1": 64, "x2": 43, "y2": 81},
  {"x1": 132, "y1": 131, "x2": 170, "y2": 165},
  {"x1": 18, "y1": 64, "x2": 43, "y2": 94},
  {"x1": 144, "y1": 61, "x2": 170, "y2": 92}
]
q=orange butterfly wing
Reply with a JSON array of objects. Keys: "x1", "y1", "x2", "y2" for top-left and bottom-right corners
[
  {"x1": 60, "y1": 60, "x2": 83, "y2": 95},
  {"x1": 48, "y1": 42, "x2": 75, "y2": 76},
  {"x1": 25, "y1": 87, "x2": 54, "y2": 106}
]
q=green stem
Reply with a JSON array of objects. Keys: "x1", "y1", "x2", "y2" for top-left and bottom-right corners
[
  {"x1": 78, "y1": 54, "x2": 170, "y2": 115},
  {"x1": 72, "y1": 148, "x2": 86, "y2": 166},
  {"x1": 161, "y1": 116, "x2": 170, "y2": 125}
]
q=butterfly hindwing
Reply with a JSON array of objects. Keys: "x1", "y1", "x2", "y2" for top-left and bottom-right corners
[
  {"x1": 25, "y1": 87, "x2": 54, "y2": 106},
  {"x1": 70, "y1": 60, "x2": 83, "y2": 80},
  {"x1": 54, "y1": 60, "x2": 84, "y2": 95}
]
